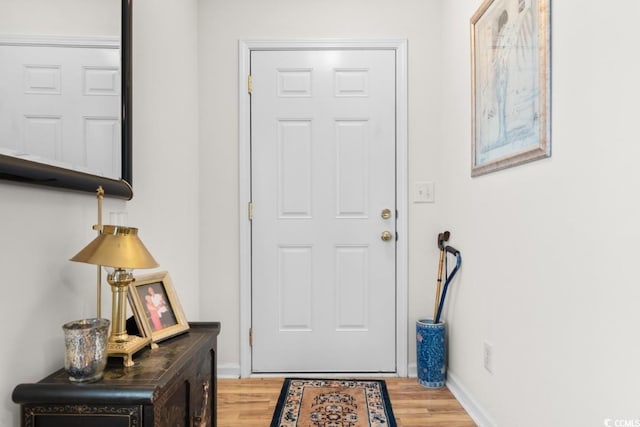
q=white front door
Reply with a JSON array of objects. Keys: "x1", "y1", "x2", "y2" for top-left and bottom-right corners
[{"x1": 251, "y1": 49, "x2": 397, "y2": 372}]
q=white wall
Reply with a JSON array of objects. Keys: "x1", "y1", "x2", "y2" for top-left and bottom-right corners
[
  {"x1": 0, "y1": 0, "x2": 200, "y2": 425},
  {"x1": 439, "y1": 1, "x2": 640, "y2": 425},
  {"x1": 0, "y1": 0, "x2": 118, "y2": 36},
  {"x1": 197, "y1": 0, "x2": 445, "y2": 376}
]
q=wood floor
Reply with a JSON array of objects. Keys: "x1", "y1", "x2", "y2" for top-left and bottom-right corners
[{"x1": 217, "y1": 377, "x2": 477, "y2": 426}]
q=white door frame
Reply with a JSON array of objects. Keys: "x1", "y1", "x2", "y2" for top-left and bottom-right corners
[{"x1": 238, "y1": 39, "x2": 408, "y2": 377}]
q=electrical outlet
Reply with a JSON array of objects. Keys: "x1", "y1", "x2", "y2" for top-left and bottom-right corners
[{"x1": 483, "y1": 341, "x2": 493, "y2": 374}]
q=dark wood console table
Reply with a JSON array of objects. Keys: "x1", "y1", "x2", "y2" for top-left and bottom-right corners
[{"x1": 12, "y1": 321, "x2": 220, "y2": 427}]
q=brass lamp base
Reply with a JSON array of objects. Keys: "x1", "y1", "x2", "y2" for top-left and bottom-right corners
[{"x1": 107, "y1": 335, "x2": 151, "y2": 367}]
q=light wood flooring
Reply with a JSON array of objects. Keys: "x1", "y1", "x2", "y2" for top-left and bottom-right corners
[{"x1": 217, "y1": 377, "x2": 477, "y2": 426}]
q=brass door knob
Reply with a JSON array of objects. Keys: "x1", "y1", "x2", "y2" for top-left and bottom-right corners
[
  {"x1": 381, "y1": 231, "x2": 393, "y2": 241},
  {"x1": 381, "y1": 208, "x2": 392, "y2": 220}
]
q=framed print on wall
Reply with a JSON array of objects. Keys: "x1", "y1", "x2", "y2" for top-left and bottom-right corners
[
  {"x1": 128, "y1": 271, "x2": 189, "y2": 344},
  {"x1": 470, "y1": 0, "x2": 551, "y2": 176}
]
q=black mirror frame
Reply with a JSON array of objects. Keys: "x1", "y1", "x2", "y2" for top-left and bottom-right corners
[{"x1": 0, "y1": 0, "x2": 133, "y2": 200}]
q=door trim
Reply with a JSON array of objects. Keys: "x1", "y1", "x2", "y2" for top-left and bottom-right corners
[{"x1": 238, "y1": 39, "x2": 408, "y2": 377}]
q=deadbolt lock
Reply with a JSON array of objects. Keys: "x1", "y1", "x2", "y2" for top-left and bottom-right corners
[{"x1": 381, "y1": 208, "x2": 392, "y2": 220}]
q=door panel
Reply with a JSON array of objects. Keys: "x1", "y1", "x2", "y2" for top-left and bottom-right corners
[{"x1": 251, "y1": 49, "x2": 396, "y2": 372}]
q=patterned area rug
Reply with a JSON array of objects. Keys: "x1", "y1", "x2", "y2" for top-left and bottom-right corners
[{"x1": 270, "y1": 378, "x2": 397, "y2": 427}]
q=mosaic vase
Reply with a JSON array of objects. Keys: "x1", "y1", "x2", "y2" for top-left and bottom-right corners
[{"x1": 416, "y1": 319, "x2": 446, "y2": 388}]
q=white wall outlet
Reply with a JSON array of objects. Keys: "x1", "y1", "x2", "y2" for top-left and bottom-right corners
[
  {"x1": 414, "y1": 181, "x2": 435, "y2": 203},
  {"x1": 483, "y1": 341, "x2": 493, "y2": 374}
]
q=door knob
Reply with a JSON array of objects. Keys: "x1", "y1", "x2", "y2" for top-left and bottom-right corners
[
  {"x1": 381, "y1": 208, "x2": 392, "y2": 220},
  {"x1": 381, "y1": 231, "x2": 393, "y2": 241}
]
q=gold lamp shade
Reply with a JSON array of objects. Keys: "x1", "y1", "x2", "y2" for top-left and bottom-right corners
[
  {"x1": 70, "y1": 225, "x2": 158, "y2": 269},
  {"x1": 70, "y1": 225, "x2": 158, "y2": 367}
]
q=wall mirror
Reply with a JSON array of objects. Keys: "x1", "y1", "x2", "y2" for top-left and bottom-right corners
[{"x1": 0, "y1": 0, "x2": 132, "y2": 199}]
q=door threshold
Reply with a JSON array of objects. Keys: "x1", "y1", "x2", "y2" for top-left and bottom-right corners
[{"x1": 249, "y1": 372, "x2": 402, "y2": 378}]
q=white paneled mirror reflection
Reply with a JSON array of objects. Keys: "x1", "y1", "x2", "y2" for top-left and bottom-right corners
[{"x1": 0, "y1": 0, "x2": 132, "y2": 199}]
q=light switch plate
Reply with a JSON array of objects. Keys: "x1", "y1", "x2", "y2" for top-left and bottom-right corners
[{"x1": 414, "y1": 181, "x2": 434, "y2": 203}]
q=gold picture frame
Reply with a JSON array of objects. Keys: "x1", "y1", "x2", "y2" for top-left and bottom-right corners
[
  {"x1": 128, "y1": 271, "x2": 189, "y2": 343},
  {"x1": 470, "y1": 0, "x2": 551, "y2": 176}
]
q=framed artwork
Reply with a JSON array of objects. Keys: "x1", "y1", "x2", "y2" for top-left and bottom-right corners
[
  {"x1": 128, "y1": 271, "x2": 189, "y2": 343},
  {"x1": 470, "y1": 0, "x2": 551, "y2": 176}
]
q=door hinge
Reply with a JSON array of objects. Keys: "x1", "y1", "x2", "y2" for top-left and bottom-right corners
[
  {"x1": 248, "y1": 75, "x2": 253, "y2": 95},
  {"x1": 249, "y1": 327, "x2": 253, "y2": 347},
  {"x1": 248, "y1": 202, "x2": 253, "y2": 221}
]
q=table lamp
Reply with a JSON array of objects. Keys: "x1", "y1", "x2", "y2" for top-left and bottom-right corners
[{"x1": 70, "y1": 224, "x2": 158, "y2": 366}]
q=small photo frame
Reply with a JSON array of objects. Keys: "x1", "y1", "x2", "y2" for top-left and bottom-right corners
[{"x1": 128, "y1": 271, "x2": 189, "y2": 343}]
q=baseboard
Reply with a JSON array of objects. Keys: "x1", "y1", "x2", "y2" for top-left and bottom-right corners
[
  {"x1": 407, "y1": 364, "x2": 494, "y2": 427},
  {"x1": 218, "y1": 362, "x2": 241, "y2": 379},
  {"x1": 446, "y1": 371, "x2": 496, "y2": 427},
  {"x1": 224, "y1": 363, "x2": 405, "y2": 379},
  {"x1": 408, "y1": 362, "x2": 417, "y2": 377}
]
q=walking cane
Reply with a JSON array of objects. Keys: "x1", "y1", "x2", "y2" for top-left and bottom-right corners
[
  {"x1": 432, "y1": 231, "x2": 450, "y2": 322},
  {"x1": 435, "y1": 246, "x2": 461, "y2": 324}
]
